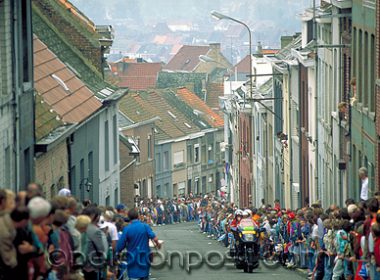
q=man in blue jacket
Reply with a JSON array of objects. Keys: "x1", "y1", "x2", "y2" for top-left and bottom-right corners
[{"x1": 116, "y1": 208, "x2": 161, "y2": 280}]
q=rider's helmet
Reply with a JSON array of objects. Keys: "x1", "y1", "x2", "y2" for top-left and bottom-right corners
[
  {"x1": 234, "y1": 209, "x2": 243, "y2": 217},
  {"x1": 242, "y1": 210, "x2": 249, "y2": 217},
  {"x1": 244, "y1": 209, "x2": 252, "y2": 217}
]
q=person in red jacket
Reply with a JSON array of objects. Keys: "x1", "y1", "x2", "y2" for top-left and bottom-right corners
[
  {"x1": 230, "y1": 210, "x2": 243, "y2": 231},
  {"x1": 372, "y1": 222, "x2": 380, "y2": 279}
]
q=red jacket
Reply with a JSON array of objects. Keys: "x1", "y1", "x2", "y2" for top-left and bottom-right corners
[{"x1": 374, "y1": 238, "x2": 380, "y2": 267}]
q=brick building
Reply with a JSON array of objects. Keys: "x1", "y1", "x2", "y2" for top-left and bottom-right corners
[
  {"x1": 119, "y1": 116, "x2": 157, "y2": 207},
  {"x1": 32, "y1": 0, "x2": 127, "y2": 205}
]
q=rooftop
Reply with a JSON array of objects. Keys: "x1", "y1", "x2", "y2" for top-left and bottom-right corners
[
  {"x1": 175, "y1": 87, "x2": 224, "y2": 128},
  {"x1": 114, "y1": 62, "x2": 162, "y2": 90},
  {"x1": 34, "y1": 36, "x2": 102, "y2": 124},
  {"x1": 164, "y1": 45, "x2": 210, "y2": 72}
]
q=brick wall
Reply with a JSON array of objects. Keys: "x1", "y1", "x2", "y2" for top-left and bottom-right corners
[
  {"x1": 33, "y1": 0, "x2": 102, "y2": 72},
  {"x1": 239, "y1": 112, "x2": 252, "y2": 208},
  {"x1": 35, "y1": 141, "x2": 69, "y2": 199},
  {"x1": 120, "y1": 142, "x2": 136, "y2": 208}
]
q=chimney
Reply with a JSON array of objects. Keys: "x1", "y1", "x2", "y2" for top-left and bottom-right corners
[
  {"x1": 257, "y1": 41, "x2": 263, "y2": 57},
  {"x1": 209, "y1": 43, "x2": 221, "y2": 52},
  {"x1": 280, "y1": 36, "x2": 293, "y2": 49}
]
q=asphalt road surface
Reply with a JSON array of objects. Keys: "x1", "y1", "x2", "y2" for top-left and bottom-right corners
[{"x1": 150, "y1": 222, "x2": 306, "y2": 280}]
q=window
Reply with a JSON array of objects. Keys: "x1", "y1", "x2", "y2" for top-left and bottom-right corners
[
  {"x1": 114, "y1": 188, "x2": 119, "y2": 205},
  {"x1": 106, "y1": 196, "x2": 110, "y2": 206},
  {"x1": 163, "y1": 151, "x2": 169, "y2": 170},
  {"x1": 201, "y1": 145, "x2": 206, "y2": 164},
  {"x1": 113, "y1": 115, "x2": 118, "y2": 164},
  {"x1": 24, "y1": 148, "x2": 31, "y2": 185},
  {"x1": 147, "y1": 135, "x2": 152, "y2": 159},
  {"x1": 156, "y1": 153, "x2": 161, "y2": 171},
  {"x1": 135, "y1": 138, "x2": 140, "y2": 163},
  {"x1": 70, "y1": 166, "x2": 76, "y2": 196},
  {"x1": 164, "y1": 183, "x2": 169, "y2": 197},
  {"x1": 363, "y1": 32, "x2": 368, "y2": 107},
  {"x1": 178, "y1": 182, "x2": 186, "y2": 195},
  {"x1": 50, "y1": 184, "x2": 57, "y2": 198},
  {"x1": 21, "y1": 0, "x2": 32, "y2": 83},
  {"x1": 208, "y1": 145, "x2": 214, "y2": 163},
  {"x1": 370, "y1": 34, "x2": 375, "y2": 112},
  {"x1": 187, "y1": 145, "x2": 193, "y2": 163},
  {"x1": 194, "y1": 177, "x2": 199, "y2": 194},
  {"x1": 80, "y1": 159, "x2": 84, "y2": 200},
  {"x1": 173, "y1": 150, "x2": 184, "y2": 167},
  {"x1": 88, "y1": 152, "x2": 93, "y2": 199},
  {"x1": 194, "y1": 144, "x2": 200, "y2": 163},
  {"x1": 105, "y1": 120, "x2": 109, "y2": 171},
  {"x1": 5, "y1": 147, "x2": 10, "y2": 187}
]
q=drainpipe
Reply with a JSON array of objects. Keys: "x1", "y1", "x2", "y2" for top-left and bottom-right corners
[
  {"x1": 11, "y1": 1, "x2": 21, "y2": 192},
  {"x1": 298, "y1": 66, "x2": 303, "y2": 208},
  {"x1": 287, "y1": 63, "x2": 293, "y2": 209},
  {"x1": 313, "y1": 0, "x2": 319, "y2": 201}
]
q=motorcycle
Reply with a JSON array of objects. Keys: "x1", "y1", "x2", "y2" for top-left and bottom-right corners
[{"x1": 230, "y1": 218, "x2": 265, "y2": 273}]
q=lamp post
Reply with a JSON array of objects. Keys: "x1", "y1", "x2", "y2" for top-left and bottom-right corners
[{"x1": 210, "y1": 11, "x2": 253, "y2": 99}]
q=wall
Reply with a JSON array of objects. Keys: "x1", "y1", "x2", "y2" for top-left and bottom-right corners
[
  {"x1": 171, "y1": 140, "x2": 187, "y2": 196},
  {"x1": 35, "y1": 141, "x2": 69, "y2": 199},
  {"x1": 120, "y1": 121, "x2": 155, "y2": 200},
  {"x1": 120, "y1": 142, "x2": 136, "y2": 208},
  {"x1": 350, "y1": 0, "x2": 376, "y2": 199},
  {"x1": 0, "y1": 0, "x2": 34, "y2": 191},
  {"x1": 0, "y1": 0, "x2": 15, "y2": 190},
  {"x1": 186, "y1": 137, "x2": 202, "y2": 195},
  {"x1": 69, "y1": 113, "x2": 100, "y2": 204},
  {"x1": 239, "y1": 112, "x2": 252, "y2": 208},
  {"x1": 98, "y1": 105, "x2": 120, "y2": 206},
  {"x1": 155, "y1": 143, "x2": 172, "y2": 198}
]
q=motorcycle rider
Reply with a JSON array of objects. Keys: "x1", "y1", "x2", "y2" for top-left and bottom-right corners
[{"x1": 230, "y1": 209, "x2": 244, "y2": 230}]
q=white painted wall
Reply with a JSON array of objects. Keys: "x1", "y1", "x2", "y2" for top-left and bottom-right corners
[{"x1": 98, "y1": 104, "x2": 120, "y2": 206}]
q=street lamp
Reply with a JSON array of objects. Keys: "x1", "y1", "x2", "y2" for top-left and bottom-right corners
[{"x1": 210, "y1": 10, "x2": 253, "y2": 99}]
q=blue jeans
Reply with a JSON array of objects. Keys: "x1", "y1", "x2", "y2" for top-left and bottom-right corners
[
  {"x1": 323, "y1": 255, "x2": 334, "y2": 280},
  {"x1": 308, "y1": 252, "x2": 316, "y2": 271},
  {"x1": 370, "y1": 264, "x2": 380, "y2": 280}
]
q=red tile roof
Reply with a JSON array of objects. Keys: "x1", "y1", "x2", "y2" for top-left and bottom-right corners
[
  {"x1": 34, "y1": 36, "x2": 102, "y2": 124},
  {"x1": 164, "y1": 45, "x2": 209, "y2": 72},
  {"x1": 262, "y1": 49, "x2": 279, "y2": 55},
  {"x1": 116, "y1": 62, "x2": 162, "y2": 90},
  {"x1": 234, "y1": 55, "x2": 251, "y2": 73},
  {"x1": 176, "y1": 87, "x2": 224, "y2": 128}
]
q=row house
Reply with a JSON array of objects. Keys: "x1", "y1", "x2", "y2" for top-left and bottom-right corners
[
  {"x1": 350, "y1": 0, "x2": 377, "y2": 199},
  {"x1": 118, "y1": 87, "x2": 224, "y2": 200},
  {"x1": 32, "y1": 0, "x2": 126, "y2": 205},
  {"x1": 118, "y1": 108, "x2": 156, "y2": 207},
  {"x1": 222, "y1": 0, "x2": 379, "y2": 208},
  {"x1": 0, "y1": 0, "x2": 35, "y2": 191}
]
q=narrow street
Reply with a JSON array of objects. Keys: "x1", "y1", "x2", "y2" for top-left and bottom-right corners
[{"x1": 151, "y1": 223, "x2": 306, "y2": 280}]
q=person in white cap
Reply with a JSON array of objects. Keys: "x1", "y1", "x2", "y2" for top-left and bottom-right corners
[{"x1": 57, "y1": 187, "x2": 71, "y2": 197}]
